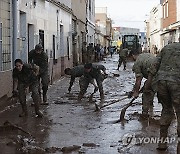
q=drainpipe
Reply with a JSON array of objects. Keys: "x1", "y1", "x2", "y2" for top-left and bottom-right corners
[
  {"x1": 56, "y1": 9, "x2": 59, "y2": 52},
  {"x1": 12, "y1": 0, "x2": 18, "y2": 66}
]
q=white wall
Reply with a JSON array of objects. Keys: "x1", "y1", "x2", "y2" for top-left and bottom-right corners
[
  {"x1": 149, "y1": 4, "x2": 163, "y2": 50},
  {"x1": 57, "y1": 0, "x2": 71, "y2": 8},
  {"x1": 149, "y1": 5, "x2": 162, "y2": 33},
  {"x1": 17, "y1": 0, "x2": 72, "y2": 61},
  {"x1": 177, "y1": 0, "x2": 180, "y2": 21},
  {"x1": 87, "y1": 0, "x2": 95, "y2": 44}
]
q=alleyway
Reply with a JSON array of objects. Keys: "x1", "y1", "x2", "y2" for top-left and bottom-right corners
[{"x1": 0, "y1": 54, "x2": 178, "y2": 154}]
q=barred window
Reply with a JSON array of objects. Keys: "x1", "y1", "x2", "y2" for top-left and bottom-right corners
[
  {"x1": 0, "y1": 23, "x2": 2, "y2": 71},
  {"x1": 1, "y1": 24, "x2": 11, "y2": 71},
  {"x1": 0, "y1": 0, "x2": 11, "y2": 71}
]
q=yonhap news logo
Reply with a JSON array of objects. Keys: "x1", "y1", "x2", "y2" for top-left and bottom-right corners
[
  {"x1": 122, "y1": 133, "x2": 180, "y2": 146},
  {"x1": 122, "y1": 133, "x2": 136, "y2": 146}
]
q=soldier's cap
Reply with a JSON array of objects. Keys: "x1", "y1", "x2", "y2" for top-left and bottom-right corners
[
  {"x1": 84, "y1": 63, "x2": 92, "y2": 69},
  {"x1": 35, "y1": 44, "x2": 43, "y2": 50}
]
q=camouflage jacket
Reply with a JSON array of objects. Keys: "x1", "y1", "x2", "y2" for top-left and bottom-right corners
[
  {"x1": 70, "y1": 65, "x2": 84, "y2": 77},
  {"x1": 13, "y1": 64, "x2": 39, "y2": 84},
  {"x1": 151, "y1": 43, "x2": 180, "y2": 82},
  {"x1": 132, "y1": 53, "x2": 156, "y2": 79},
  {"x1": 84, "y1": 64, "x2": 106, "y2": 80},
  {"x1": 28, "y1": 49, "x2": 48, "y2": 74},
  {"x1": 92, "y1": 64, "x2": 106, "y2": 73},
  {"x1": 119, "y1": 48, "x2": 129, "y2": 58},
  {"x1": 87, "y1": 45, "x2": 94, "y2": 55}
]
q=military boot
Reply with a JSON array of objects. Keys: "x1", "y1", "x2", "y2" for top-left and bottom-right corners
[
  {"x1": 38, "y1": 88, "x2": 43, "y2": 103},
  {"x1": 117, "y1": 66, "x2": 120, "y2": 70},
  {"x1": 149, "y1": 105, "x2": 154, "y2": 117},
  {"x1": 43, "y1": 93, "x2": 47, "y2": 102},
  {"x1": 177, "y1": 140, "x2": 180, "y2": 154},
  {"x1": 19, "y1": 104, "x2": 28, "y2": 117},
  {"x1": 34, "y1": 102, "x2": 43, "y2": 118},
  {"x1": 139, "y1": 114, "x2": 148, "y2": 120},
  {"x1": 78, "y1": 93, "x2": 83, "y2": 102},
  {"x1": 100, "y1": 93, "x2": 104, "y2": 101},
  {"x1": 177, "y1": 132, "x2": 180, "y2": 153},
  {"x1": 139, "y1": 109, "x2": 149, "y2": 120},
  {"x1": 157, "y1": 125, "x2": 169, "y2": 150},
  {"x1": 41, "y1": 93, "x2": 49, "y2": 105}
]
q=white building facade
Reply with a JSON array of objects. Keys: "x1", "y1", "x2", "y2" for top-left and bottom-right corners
[
  {"x1": 0, "y1": 0, "x2": 76, "y2": 100},
  {"x1": 176, "y1": 0, "x2": 180, "y2": 41},
  {"x1": 86, "y1": 0, "x2": 95, "y2": 44},
  {"x1": 149, "y1": 4, "x2": 163, "y2": 51},
  {"x1": 17, "y1": 0, "x2": 73, "y2": 80}
]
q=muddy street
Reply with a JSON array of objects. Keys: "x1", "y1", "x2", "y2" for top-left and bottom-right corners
[{"x1": 0, "y1": 54, "x2": 178, "y2": 154}]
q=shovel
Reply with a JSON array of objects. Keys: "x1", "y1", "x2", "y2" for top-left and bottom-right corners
[
  {"x1": 89, "y1": 86, "x2": 98, "y2": 102},
  {"x1": 3, "y1": 121, "x2": 32, "y2": 136},
  {"x1": 95, "y1": 96, "x2": 129, "y2": 111},
  {"x1": 119, "y1": 88, "x2": 144, "y2": 121},
  {"x1": 119, "y1": 97, "x2": 136, "y2": 122}
]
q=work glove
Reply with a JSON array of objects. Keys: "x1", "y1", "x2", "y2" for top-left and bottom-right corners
[
  {"x1": 12, "y1": 90, "x2": 18, "y2": 97},
  {"x1": 127, "y1": 90, "x2": 139, "y2": 98},
  {"x1": 127, "y1": 91, "x2": 133, "y2": 98},
  {"x1": 132, "y1": 91, "x2": 139, "y2": 98},
  {"x1": 104, "y1": 73, "x2": 108, "y2": 79}
]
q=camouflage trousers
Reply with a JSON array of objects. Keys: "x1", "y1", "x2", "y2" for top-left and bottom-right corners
[
  {"x1": 79, "y1": 75, "x2": 104, "y2": 97},
  {"x1": 157, "y1": 80, "x2": 180, "y2": 134},
  {"x1": 142, "y1": 79, "x2": 157, "y2": 115},
  {"x1": 38, "y1": 71, "x2": 49, "y2": 95},
  {"x1": 86, "y1": 54, "x2": 94, "y2": 63},
  {"x1": 18, "y1": 81, "x2": 40, "y2": 112},
  {"x1": 118, "y1": 56, "x2": 127, "y2": 69}
]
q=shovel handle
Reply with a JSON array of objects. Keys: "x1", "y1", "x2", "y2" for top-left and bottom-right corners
[
  {"x1": 100, "y1": 96, "x2": 129, "y2": 109},
  {"x1": 119, "y1": 97, "x2": 136, "y2": 121}
]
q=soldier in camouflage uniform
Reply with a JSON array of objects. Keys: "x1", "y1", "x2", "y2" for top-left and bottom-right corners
[
  {"x1": 132, "y1": 53, "x2": 157, "y2": 118},
  {"x1": 78, "y1": 63, "x2": 107, "y2": 101},
  {"x1": 117, "y1": 44, "x2": 129, "y2": 70},
  {"x1": 87, "y1": 43, "x2": 95, "y2": 63},
  {"x1": 146, "y1": 42, "x2": 180, "y2": 151},
  {"x1": 29, "y1": 44, "x2": 49, "y2": 105},
  {"x1": 13, "y1": 59, "x2": 43, "y2": 117},
  {"x1": 64, "y1": 65, "x2": 98, "y2": 93}
]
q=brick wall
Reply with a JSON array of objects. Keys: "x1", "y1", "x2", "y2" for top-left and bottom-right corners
[{"x1": 162, "y1": 0, "x2": 177, "y2": 28}]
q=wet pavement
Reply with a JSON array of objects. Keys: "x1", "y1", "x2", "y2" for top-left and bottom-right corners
[{"x1": 0, "y1": 54, "x2": 178, "y2": 154}]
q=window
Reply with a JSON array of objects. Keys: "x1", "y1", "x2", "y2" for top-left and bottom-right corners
[
  {"x1": 39, "y1": 30, "x2": 44, "y2": 48},
  {"x1": 1, "y1": 22, "x2": 11, "y2": 71},
  {"x1": 163, "y1": 5, "x2": 166, "y2": 19},
  {"x1": 89, "y1": 0, "x2": 91, "y2": 11},
  {"x1": 60, "y1": 25, "x2": 64, "y2": 57},
  {"x1": 166, "y1": 2, "x2": 168, "y2": 17},
  {"x1": 0, "y1": 0, "x2": 11, "y2": 71},
  {"x1": 124, "y1": 35, "x2": 136, "y2": 42}
]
